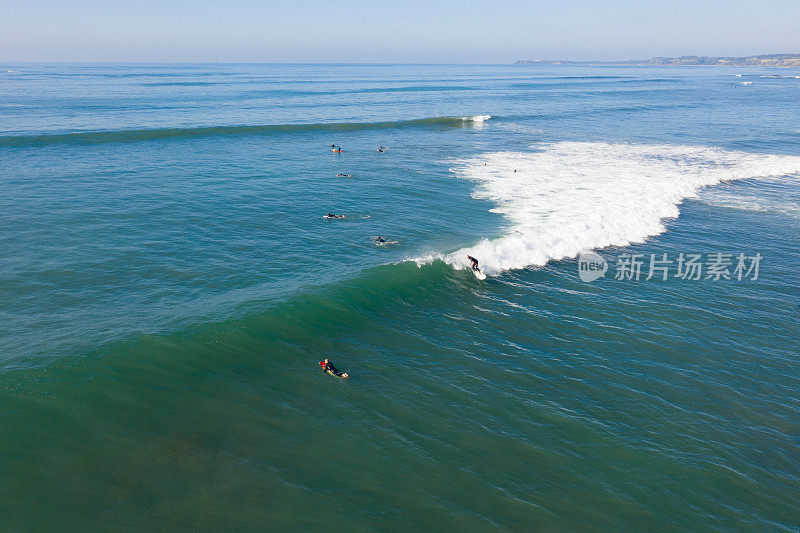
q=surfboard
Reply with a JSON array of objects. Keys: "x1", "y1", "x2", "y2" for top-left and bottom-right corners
[
  {"x1": 473, "y1": 269, "x2": 487, "y2": 280},
  {"x1": 326, "y1": 370, "x2": 349, "y2": 379},
  {"x1": 374, "y1": 240, "x2": 398, "y2": 246}
]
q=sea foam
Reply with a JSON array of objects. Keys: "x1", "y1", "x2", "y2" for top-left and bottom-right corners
[
  {"x1": 463, "y1": 114, "x2": 491, "y2": 123},
  {"x1": 421, "y1": 142, "x2": 800, "y2": 275}
]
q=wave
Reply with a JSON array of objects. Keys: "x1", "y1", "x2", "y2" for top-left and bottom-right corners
[
  {"x1": 328, "y1": 85, "x2": 477, "y2": 95},
  {"x1": 140, "y1": 83, "x2": 478, "y2": 93},
  {"x1": 0, "y1": 115, "x2": 491, "y2": 147},
  {"x1": 140, "y1": 81, "x2": 228, "y2": 87},
  {"x1": 543, "y1": 75, "x2": 631, "y2": 80},
  {"x1": 416, "y1": 142, "x2": 800, "y2": 275},
  {"x1": 508, "y1": 78, "x2": 680, "y2": 89},
  {"x1": 239, "y1": 86, "x2": 477, "y2": 98}
]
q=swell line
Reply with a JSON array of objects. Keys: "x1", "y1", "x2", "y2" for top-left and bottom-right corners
[{"x1": 0, "y1": 115, "x2": 492, "y2": 147}]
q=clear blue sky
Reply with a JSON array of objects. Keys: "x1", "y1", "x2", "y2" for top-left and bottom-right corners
[{"x1": 4, "y1": 0, "x2": 799, "y2": 63}]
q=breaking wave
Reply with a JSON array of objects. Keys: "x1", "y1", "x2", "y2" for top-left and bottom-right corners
[{"x1": 419, "y1": 142, "x2": 800, "y2": 275}]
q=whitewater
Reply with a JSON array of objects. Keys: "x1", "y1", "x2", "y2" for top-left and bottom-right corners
[{"x1": 423, "y1": 142, "x2": 800, "y2": 274}]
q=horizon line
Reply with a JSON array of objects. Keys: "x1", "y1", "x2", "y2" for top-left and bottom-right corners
[{"x1": 3, "y1": 52, "x2": 799, "y2": 66}]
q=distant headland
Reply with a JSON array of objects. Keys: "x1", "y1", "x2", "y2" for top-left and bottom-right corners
[{"x1": 515, "y1": 54, "x2": 800, "y2": 67}]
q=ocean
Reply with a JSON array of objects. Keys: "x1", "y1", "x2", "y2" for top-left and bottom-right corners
[{"x1": 1, "y1": 63, "x2": 799, "y2": 530}]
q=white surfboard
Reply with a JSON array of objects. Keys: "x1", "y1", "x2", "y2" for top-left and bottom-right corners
[{"x1": 473, "y1": 269, "x2": 487, "y2": 280}]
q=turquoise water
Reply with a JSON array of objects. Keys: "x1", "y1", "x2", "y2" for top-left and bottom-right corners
[{"x1": 1, "y1": 64, "x2": 800, "y2": 529}]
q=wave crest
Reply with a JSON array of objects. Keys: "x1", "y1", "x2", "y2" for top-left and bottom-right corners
[{"x1": 0, "y1": 115, "x2": 493, "y2": 147}]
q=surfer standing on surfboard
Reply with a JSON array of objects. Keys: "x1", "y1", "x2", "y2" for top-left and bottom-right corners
[{"x1": 467, "y1": 255, "x2": 486, "y2": 279}]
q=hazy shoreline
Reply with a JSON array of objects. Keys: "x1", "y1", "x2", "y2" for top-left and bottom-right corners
[{"x1": 516, "y1": 54, "x2": 800, "y2": 67}]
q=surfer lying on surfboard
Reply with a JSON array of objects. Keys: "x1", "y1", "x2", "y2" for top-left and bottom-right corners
[
  {"x1": 320, "y1": 358, "x2": 349, "y2": 378},
  {"x1": 374, "y1": 236, "x2": 398, "y2": 245},
  {"x1": 324, "y1": 213, "x2": 346, "y2": 219}
]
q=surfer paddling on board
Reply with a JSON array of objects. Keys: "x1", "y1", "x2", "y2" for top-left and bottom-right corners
[
  {"x1": 325, "y1": 213, "x2": 345, "y2": 219},
  {"x1": 320, "y1": 358, "x2": 349, "y2": 378}
]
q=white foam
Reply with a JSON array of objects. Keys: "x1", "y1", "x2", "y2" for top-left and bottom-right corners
[
  {"x1": 419, "y1": 142, "x2": 800, "y2": 275},
  {"x1": 699, "y1": 190, "x2": 800, "y2": 218},
  {"x1": 463, "y1": 115, "x2": 491, "y2": 123}
]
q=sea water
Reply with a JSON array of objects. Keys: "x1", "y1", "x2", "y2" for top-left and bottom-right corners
[{"x1": 1, "y1": 63, "x2": 799, "y2": 529}]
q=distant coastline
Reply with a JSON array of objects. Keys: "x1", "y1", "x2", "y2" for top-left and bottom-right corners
[{"x1": 515, "y1": 54, "x2": 800, "y2": 67}]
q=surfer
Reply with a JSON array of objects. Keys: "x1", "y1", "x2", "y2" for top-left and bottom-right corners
[
  {"x1": 467, "y1": 255, "x2": 486, "y2": 279},
  {"x1": 320, "y1": 358, "x2": 349, "y2": 378},
  {"x1": 375, "y1": 236, "x2": 386, "y2": 243},
  {"x1": 325, "y1": 213, "x2": 345, "y2": 219},
  {"x1": 337, "y1": 173, "x2": 352, "y2": 177},
  {"x1": 377, "y1": 145, "x2": 385, "y2": 152}
]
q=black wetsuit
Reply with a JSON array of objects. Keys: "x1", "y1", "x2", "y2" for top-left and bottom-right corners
[
  {"x1": 323, "y1": 361, "x2": 341, "y2": 376},
  {"x1": 467, "y1": 255, "x2": 479, "y2": 271}
]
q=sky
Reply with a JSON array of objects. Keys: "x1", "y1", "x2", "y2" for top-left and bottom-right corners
[{"x1": 3, "y1": 0, "x2": 800, "y2": 63}]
